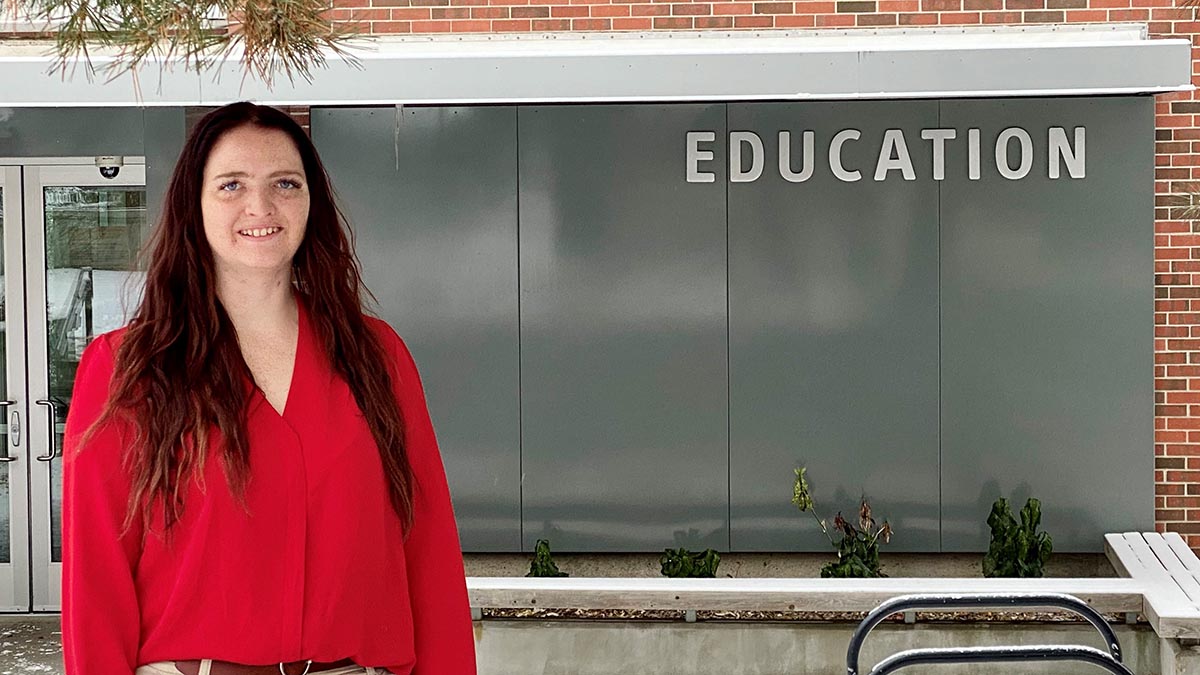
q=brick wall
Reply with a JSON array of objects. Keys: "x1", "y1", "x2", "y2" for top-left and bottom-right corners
[{"x1": 329, "y1": 2, "x2": 1197, "y2": 543}]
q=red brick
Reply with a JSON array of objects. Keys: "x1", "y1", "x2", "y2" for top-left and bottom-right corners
[
  {"x1": 431, "y1": 7, "x2": 470, "y2": 18},
  {"x1": 734, "y1": 13, "x2": 774, "y2": 23},
  {"x1": 857, "y1": 12, "x2": 897, "y2": 23},
  {"x1": 964, "y1": 0, "x2": 1001, "y2": 8},
  {"x1": 794, "y1": 0, "x2": 836, "y2": 9},
  {"x1": 815, "y1": 12, "x2": 856, "y2": 23},
  {"x1": 1160, "y1": 430, "x2": 1189, "y2": 441},
  {"x1": 449, "y1": 18, "x2": 489, "y2": 29},
  {"x1": 713, "y1": 1, "x2": 753, "y2": 11},
  {"x1": 1159, "y1": 509, "x2": 1187, "y2": 521},
  {"x1": 631, "y1": 3, "x2": 671, "y2": 13},
  {"x1": 371, "y1": 19, "x2": 414, "y2": 30},
  {"x1": 877, "y1": 0, "x2": 918, "y2": 9},
  {"x1": 1159, "y1": 483, "x2": 1187, "y2": 495},
  {"x1": 491, "y1": 18, "x2": 532, "y2": 28},
  {"x1": 1160, "y1": 115, "x2": 1195, "y2": 128},
  {"x1": 773, "y1": 13, "x2": 815, "y2": 24},
  {"x1": 753, "y1": 0, "x2": 792, "y2": 10},
  {"x1": 1167, "y1": 393, "x2": 1200, "y2": 405},
  {"x1": 939, "y1": 11, "x2": 980, "y2": 21},
  {"x1": 981, "y1": 10, "x2": 1021, "y2": 20},
  {"x1": 1160, "y1": 405, "x2": 1190, "y2": 416},
  {"x1": 1167, "y1": 496, "x2": 1200, "y2": 508},
  {"x1": 900, "y1": 11, "x2": 939, "y2": 22},
  {"x1": 612, "y1": 16, "x2": 653, "y2": 26},
  {"x1": 412, "y1": 18, "x2": 456, "y2": 29},
  {"x1": 471, "y1": 6, "x2": 508, "y2": 17},
  {"x1": 1063, "y1": 8, "x2": 1105, "y2": 19},
  {"x1": 653, "y1": 15, "x2": 694, "y2": 25},
  {"x1": 1021, "y1": 9, "x2": 1061, "y2": 19},
  {"x1": 922, "y1": 0, "x2": 959, "y2": 8},
  {"x1": 591, "y1": 4, "x2": 632, "y2": 14},
  {"x1": 1109, "y1": 8, "x2": 1149, "y2": 19}
]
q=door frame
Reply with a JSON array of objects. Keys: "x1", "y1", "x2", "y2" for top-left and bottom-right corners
[
  {"x1": 21, "y1": 161, "x2": 146, "y2": 611},
  {"x1": 0, "y1": 164, "x2": 29, "y2": 612}
]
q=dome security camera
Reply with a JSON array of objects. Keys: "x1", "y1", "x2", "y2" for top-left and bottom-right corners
[{"x1": 95, "y1": 155, "x2": 123, "y2": 179}]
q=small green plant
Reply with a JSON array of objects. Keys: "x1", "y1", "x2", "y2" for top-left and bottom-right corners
[
  {"x1": 983, "y1": 497, "x2": 1053, "y2": 578},
  {"x1": 660, "y1": 547, "x2": 721, "y2": 578},
  {"x1": 792, "y1": 467, "x2": 893, "y2": 578},
  {"x1": 526, "y1": 539, "x2": 568, "y2": 577}
]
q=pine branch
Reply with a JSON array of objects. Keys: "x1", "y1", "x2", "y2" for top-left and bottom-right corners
[{"x1": 7, "y1": 0, "x2": 367, "y2": 88}]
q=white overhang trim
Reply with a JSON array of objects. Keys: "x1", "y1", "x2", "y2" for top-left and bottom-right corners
[{"x1": 0, "y1": 23, "x2": 1190, "y2": 106}]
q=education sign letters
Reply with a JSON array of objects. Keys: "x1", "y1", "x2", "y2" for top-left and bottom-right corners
[{"x1": 685, "y1": 127, "x2": 1086, "y2": 183}]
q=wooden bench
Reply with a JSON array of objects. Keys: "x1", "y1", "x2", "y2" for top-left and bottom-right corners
[{"x1": 1105, "y1": 531, "x2": 1200, "y2": 639}]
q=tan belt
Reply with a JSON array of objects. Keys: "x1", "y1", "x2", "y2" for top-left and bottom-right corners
[{"x1": 173, "y1": 658, "x2": 359, "y2": 675}]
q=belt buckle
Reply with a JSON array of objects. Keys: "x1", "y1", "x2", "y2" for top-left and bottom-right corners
[{"x1": 279, "y1": 660, "x2": 312, "y2": 675}]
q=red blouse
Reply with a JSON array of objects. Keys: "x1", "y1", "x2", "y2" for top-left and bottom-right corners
[{"x1": 61, "y1": 298, "x2": 477, "y2": 675}]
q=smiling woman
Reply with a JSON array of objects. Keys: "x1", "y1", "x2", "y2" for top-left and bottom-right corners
[
  {"x1": 58, "y1": 102, "x2": 478, "y2": 675},
  {"x1": 201, "y1": 126, "x2": 310, "y2": 278}
]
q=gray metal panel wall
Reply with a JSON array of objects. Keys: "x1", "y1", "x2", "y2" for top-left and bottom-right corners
[
  {"x1": 519, "y1": 104, "x2": 729, "y2": 551},
  {"x1": 142, "y1": 108, "x2": 185, "y2": 230},
  {"x1": 0, "y1": 108, "x2": 143, "y2": 157},
  {"x1": 939, "y1": 98, "x2": 1153, "y2": 551},
  {"x1": 311, "y1": 106, "x2": 521, "y2": 551},
  {"x1": 728, "y1": 102, "x2": 941, "y2": 552}
]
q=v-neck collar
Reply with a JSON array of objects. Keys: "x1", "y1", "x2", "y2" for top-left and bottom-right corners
[{"x1": 252, "y1": 291, "x2": 307, "y2": 421}]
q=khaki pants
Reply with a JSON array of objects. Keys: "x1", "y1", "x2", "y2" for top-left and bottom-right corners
[{"x1": 135, "y1": 663, "x2": 389, "y2": 675}]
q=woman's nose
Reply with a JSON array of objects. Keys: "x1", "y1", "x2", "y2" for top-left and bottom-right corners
[{"x1": 243, "y1": 187, "x2": 275, "y2": 216}]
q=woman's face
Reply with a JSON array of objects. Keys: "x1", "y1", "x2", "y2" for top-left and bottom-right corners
[{"x1": 200, "y1": 124, "x2": 310, "y2": 280}]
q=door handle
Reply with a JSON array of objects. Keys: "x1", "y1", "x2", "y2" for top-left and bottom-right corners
[
  {"x1": 34, "y1": 397, "x2": 67, "y2": 462},
  {"x1": 0, "y1": 400, "x2": 15, "y2": 463}
]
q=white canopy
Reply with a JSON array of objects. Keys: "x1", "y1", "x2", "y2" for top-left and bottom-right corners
[{"x1": 0, "y1": 23, "x2": 1190, "y2": 106}]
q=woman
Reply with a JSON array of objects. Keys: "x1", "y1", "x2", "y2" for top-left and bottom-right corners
[{"x1": 60, "y1": 102, "x2": 477, "y2": 675}]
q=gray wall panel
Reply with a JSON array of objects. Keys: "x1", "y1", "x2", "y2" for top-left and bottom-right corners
[
  {"x1": 728, "y1": 102, "x2": 941, "y2": 552},
  {"x1": 0, "y1": 108, "x2": 143, "y2": 157},
  {"x1": 520, "y1": 104, "x2": 728, "y2": 552},
  {"x1": 940, "y1": 98, "x2": 1153, "y2": 552},
  {"x1": 312, "y1": 106, "x2": 521, "y2": 551},
  {"x1": 142, "y1": 108, "x2": 185, "y2": 230}
]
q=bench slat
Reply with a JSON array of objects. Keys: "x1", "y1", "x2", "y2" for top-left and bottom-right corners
[
  {"x1": 1122, "y1": 532, "x2": 1172, "y2": 579},
  {"x1": 1146, "y1": 532, "x2": 1191, "y2": 575},
  {"x1": 1165, "y1": 532, "x2": 1200, "y2": 573},
  {"x1": 1174, "y1": 572, "x2": 1200, "y2": 608}
]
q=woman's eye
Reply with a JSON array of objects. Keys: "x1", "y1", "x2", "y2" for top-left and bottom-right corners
[
  {"x1": 219, "y1": 181, "x2": 240, "y2": 192},
  {"x1": 278, "y1": 179, "x2": 302, "y2": 189}
]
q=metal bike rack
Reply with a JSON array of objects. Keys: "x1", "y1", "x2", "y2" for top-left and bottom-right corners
[{"x1": 846, "y1": 593, "x2": 1135, "y2": 675}]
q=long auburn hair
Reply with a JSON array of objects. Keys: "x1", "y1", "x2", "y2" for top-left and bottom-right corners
[{"x1": 84, "y1": 102, "x2": 414, "y2": 543}]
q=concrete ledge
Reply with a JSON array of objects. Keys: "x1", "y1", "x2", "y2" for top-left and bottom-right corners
[{"x1": 475, "y1": 621, "x2": 1160, "y2": 675}]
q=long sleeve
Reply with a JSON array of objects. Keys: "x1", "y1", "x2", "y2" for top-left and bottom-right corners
[
  {"x1": 61, "y1": 334, "x2": 143, "y2": 675},
  {"x1": 386, "y1": 329, "x2": 477, "y2": 675}
]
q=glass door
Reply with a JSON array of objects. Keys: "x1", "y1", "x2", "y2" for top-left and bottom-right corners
[
  {"x1": 0, "y1": 165, "x2": 29, "y2": 612},
  {"x1": 25, "y1": 163, "x2": 146, "y2": 610}
]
